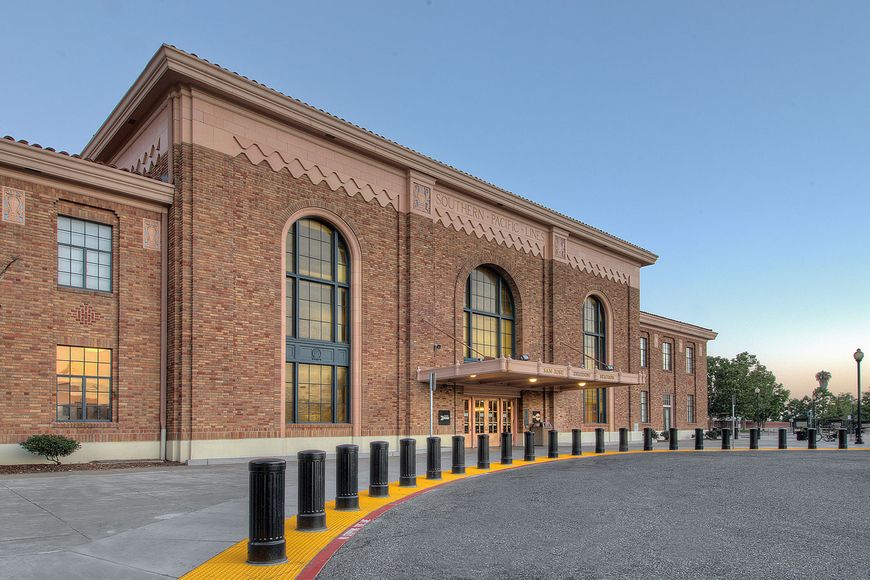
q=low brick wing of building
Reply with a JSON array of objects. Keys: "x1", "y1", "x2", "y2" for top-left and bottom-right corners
[{"x1": 0, "y1": 45, "x2": 716, "y2": 464}]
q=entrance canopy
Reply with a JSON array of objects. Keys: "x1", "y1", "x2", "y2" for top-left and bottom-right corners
[{"x1": 416, "y1": 357, "x2": 643, "y2": 392}]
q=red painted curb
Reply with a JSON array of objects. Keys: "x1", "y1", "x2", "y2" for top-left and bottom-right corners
[{"x1": 296, "y1": 482, "x2": 449, "y2": 579}]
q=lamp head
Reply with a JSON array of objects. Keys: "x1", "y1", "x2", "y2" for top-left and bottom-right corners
[{"x1": 855, "y1": 348, "x2": 864, "y2": 363}]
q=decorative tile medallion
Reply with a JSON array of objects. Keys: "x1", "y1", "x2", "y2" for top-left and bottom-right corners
[
  {"x1": 2, "y1": 187, "x2": 26, "y2": 225},
  {"x1": 143, "y1": 218, "x2": 161, "y2": 250},
  {"x1": 412, "y1": 183, "x2": 431, "y2": 214},
  {"x1": 554, "y1": 236, "x2": 566, "y2": 260}
]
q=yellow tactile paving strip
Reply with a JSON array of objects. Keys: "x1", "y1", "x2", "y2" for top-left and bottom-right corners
[{"x1": 181, "y1": 446, "x2": 867, "y2": 579}]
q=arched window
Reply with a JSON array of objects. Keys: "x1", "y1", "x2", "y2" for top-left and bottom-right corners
[
  {"x1": 583, "y1": 296, "x2": 607, "y2": 424},
  {"x1": 463, "y1": 266, "x2": 514, "y2": 360},
  {"x1": 583, "y1": 296, "x2": 606, "y2": 369},
  {"x1": 285, "y1": 218, "x2": 350, "y2": 423}
]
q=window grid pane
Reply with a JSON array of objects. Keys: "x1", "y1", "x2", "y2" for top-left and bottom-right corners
[
  {"x1": 56, "y1": 345, "x2": 111, "y2": 422},
  {"x1": 471, "y1": 313, "x2": 498, "y2": 359},
  {"x1": 469, "y1": 268, "x2": 498, "y2": 313},
  {"x1": 285, "y1": 363, "x2": 295, "y2": 423},
  {"x1": 298, "y1": 280, "x2": 333, "y2": 341},
  {"x1": 663, "y1": 343, "x2": 672, "y2": 371},
  {"x1": 297, "y1": 219, "x2": 333, "y2": 281},
  {"x1": 686, "y1": 346, "x2": 694, "y2": 373},
  {"x1": 296, "y1": 364, "x2": 333, "y2": 423},
  {"x1": 58, "y1": 217, "x2": 111, "y2": 291}
]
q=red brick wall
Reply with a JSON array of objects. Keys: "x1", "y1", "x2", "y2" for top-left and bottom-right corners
[{"x1": 0, "y1": 174, "x2": 163, "y2": 445}]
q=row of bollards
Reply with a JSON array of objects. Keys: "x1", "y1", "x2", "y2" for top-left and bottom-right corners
[{"x1": 247, "y1": 425, "x2": 855, "y2": 564}]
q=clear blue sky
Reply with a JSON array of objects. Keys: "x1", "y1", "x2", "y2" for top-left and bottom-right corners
[{"x1": 3, "y1": 1, "x2": 868, "y2": 397}]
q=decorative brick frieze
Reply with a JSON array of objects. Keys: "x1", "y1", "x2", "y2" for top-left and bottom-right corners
[
  {"x1": 232, "y1": 136, "x2": 401, "y2": 210},
  {"x1": 70, "y1": 303, "x2": 104, "y2": 326}
]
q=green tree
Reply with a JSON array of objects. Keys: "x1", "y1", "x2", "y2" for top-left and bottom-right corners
[{"x1": 707, "y1": 352, "x2": 788, "y2": 427}]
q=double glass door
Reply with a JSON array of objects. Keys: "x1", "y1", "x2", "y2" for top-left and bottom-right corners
[{"x1": 465, "y1": 398, "x2": 515, "y2": 447}]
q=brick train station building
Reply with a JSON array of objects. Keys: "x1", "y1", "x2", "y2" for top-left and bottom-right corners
[{"x1": 0, "y1": 46, "x2": 716, "y2": 464}]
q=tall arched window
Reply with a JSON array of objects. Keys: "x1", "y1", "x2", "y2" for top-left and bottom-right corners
[
  {"x1": 583, "y1": 296, "x2": 606, "y2": 369},
  {"x1": 583, "y1": 296, "x2": 607, "y2": 424},
  {"x1": 285, "y1": 218, "x2": 350, "y2": 423},
  {"x1": 463, "y1": 266, "x2": 514, "y2": 360}
]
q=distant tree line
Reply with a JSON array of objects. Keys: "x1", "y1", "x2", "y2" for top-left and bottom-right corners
[
  {"x1": 707, "y1": 352, "x2": 868, "y2": 426},
  {"x1": 707, "y1": 352, "x2": 789, "y2": 428}
]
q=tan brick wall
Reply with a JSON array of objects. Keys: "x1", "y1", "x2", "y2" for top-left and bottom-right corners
[
  {"x1": 0, "y1": 174, "x2": 163, "y2": 444},
  {"x1": 637, "y1": 325, "x2": 710, "y2": 431},
  {"x1": 0, "y1": 138, "x2": 711, "y2": 458}
]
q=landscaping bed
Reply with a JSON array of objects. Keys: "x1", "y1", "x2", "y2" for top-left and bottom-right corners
[{"x1": 0, "y1": 460, "x2": 183, "y2": 475}]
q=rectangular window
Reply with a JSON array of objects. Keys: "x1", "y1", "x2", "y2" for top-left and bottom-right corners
[
  {"x1": 58, "y1": 216, "x2": 112, "y2": 291},
  {"x1": 583, "y1": 388, "x2": 607, "y2": 423},
  {"x1": 662, "y1": 342, "x2": 672, "y2": 371},
  {"x1": 687, "y1": 394, "x2": 696, "y2": 423},
  {"x1": 56, "y1": 346, "x2": 111, "y2": 421},
  {"x1": 640, "y1": 337, "x2": 648, "y2": 368},
  {"x1": 640, "y1": 390, "x2": 649, "y2": 423},
  {"x1": 686, "y1": 346, "x2": 695, "y2": 373}
]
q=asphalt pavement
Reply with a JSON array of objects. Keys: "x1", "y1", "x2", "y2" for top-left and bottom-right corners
[{"x1": 320, "y1": 451, "x2": 870, "y2": 579}]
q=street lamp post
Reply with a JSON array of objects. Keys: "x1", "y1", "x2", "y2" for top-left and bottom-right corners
[
  {"x1": 754, "y1": 387, "x2": 761, "y2": 431},
  {"x1": 855, "y1": 349, "x2": 864, "y2": 445}
]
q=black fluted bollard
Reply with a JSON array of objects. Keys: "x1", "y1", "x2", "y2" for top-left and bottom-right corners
[
  {"x1": 571, "y1": 429, "x2": 582, "y2": 455},
  {"x1": 297, "y1": 450, "x2": 326, "y2": 532},
  {"x1": 477, "y1": 434, "x2": 490, "y2": 468},
  {"x1": 643, "y1": 427, "x2": 653, "y2": 451},
  {"x1": 523, "y1": 431, "x2": 535, "y2": 461},
  {"x1": 451, "y1": 435, "x2": 466, "y2": 474},
  {"x1": 722, "y1": 428, "x2": 732, "y2": 450},
  {"x1": 669, "y1": 428, "x2": 678, "y2": 450},
  {"x1": 335, "y1": 444, "x2": 359, "y2": 511},
  {"x1": 501, "y1": 432, "x2": 513, "y2": 464},
  {"x1": 838, "y1": 428, "x2": 848, "y2": 449},
  {"x1": 548, "y1": 430, "x2": 559, "y2": 458},
  {"x1": 369, "y1": 441, "x2": 389, "y2": 497},
  {"x1": 617, "y1": 428, "x2": 627, "y2": 452},
  {"x1": 778, "y1": 428, "x2": 788, "y2": 449},
  {"x1": 399, "y1": 438, "x2": 416, "y2": 487},
  {"x1": 247, "y1": 458, "x2": 286, "y2": 564},
  {"x1": 595, "y1": 427, "x2": 605, "y2": 453},
  {"x1": 427, "y1": 437, "x2": 442, "y2": 479},
  {"x1": 808, "y1": 428, "x2": 817, "y2": 449},
  {"x1": 695, "y1": 428, "x2": 704, "y2": 450},
  {"x1": 750, "y1": 428, "x2": 759, "y2": 449}
]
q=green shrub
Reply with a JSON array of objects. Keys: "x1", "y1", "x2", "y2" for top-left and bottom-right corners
[{"x1": 20, "y1": 434, "x2": 81, "y2": 465}]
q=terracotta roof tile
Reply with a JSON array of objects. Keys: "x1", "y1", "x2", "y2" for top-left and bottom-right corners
[
  {"x1": 162, "y1": 44, "x2": 651, "y2": 256},
  {"x1": 3, "y1": 135, "x2": 165, "y2": 182}
]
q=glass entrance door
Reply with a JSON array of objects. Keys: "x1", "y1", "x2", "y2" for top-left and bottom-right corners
[{"x1": 468, "y1": 398, "x2": 515, "y2": 447}]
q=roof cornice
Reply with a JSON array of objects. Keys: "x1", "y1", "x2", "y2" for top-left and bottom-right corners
[
  {"x1": 639, "y1": 311, "x2": 718, "y2": 341},
  {"x1": 0, "y1": 139, "x2": 173, "y2": 206},
  {"x1": 83, "y1": 45, "x2": 657, "y2": 265}
]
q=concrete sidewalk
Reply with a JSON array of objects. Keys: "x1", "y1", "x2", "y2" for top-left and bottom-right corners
[{"x1": 0, "y1": 433, "x2": 854, "y2": 579}]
